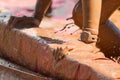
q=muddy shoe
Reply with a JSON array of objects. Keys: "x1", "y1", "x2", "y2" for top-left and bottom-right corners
[
  {"x1": 7, "y1": 16, "x2": 40, "y2": 29},
  {"x1": 80, "y1": 31, "x2": 98, "y2": 43}
]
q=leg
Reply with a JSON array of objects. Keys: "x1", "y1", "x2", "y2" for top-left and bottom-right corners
[
  {"x1": 97, "y1": 0, "x2": 120, "y2": 58},
  {"x1": 100, "y1": 0, "x2": 120, "y2": 24},
  {"x1": 45, "y1": 2, "x2": 52, "y2": 17},
  {"x1": 72, "y1": 0, "x2": 83, "y2": 28},
  {"x1": 73, "y1": 0, "x2": 120, "y2": 27},
  {"x1": 72, "y1": 0, "x2": 120, "y2": 57},
  {"x1": 81, "y1": 0, "x2": 102, "y2": 43},
  {"x1": 34, "y1": 0, "x2": 52, "y2": 22},
  {"x1": 7, "y1": 0, "x2": 51, "y2": 29}
]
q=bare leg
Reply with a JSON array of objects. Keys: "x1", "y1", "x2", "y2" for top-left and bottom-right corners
[
  {"x1": 73, "y1": 0, "x2": 120, "y2": 27},
  {"x1": 34, "y1": 0, "x2": 52, "y2": 22},
  {"x1": 100, "y1": 0, "x2": 120, "y2": 24},
  {"x1": 72, "y1": 0, "x2": 83, "y2": 29},
  {"x1": 81, "y1": 0, "x2": 102, "y2": 43},
  {"x1": 73, "y1": 0, "x2": 120, "y2": 31},
  {"x1": 72, "y1": 0, "x2": 120, "y2": 58},
  {"x1": 97, "y1": 0, "x2": 120, "y2": 58},
  {"x1": 45, "y1": 2, "x2": 52, "y2": 17}
]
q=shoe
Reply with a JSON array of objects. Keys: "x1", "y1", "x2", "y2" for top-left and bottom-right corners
[{"x1": 80, "y1": 31, "x2": 98, "y2": 43}]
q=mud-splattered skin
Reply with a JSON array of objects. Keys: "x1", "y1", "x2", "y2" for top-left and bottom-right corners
[
  {"x1": 34, "y1": 0, "x2": 51, "y2": 22},
  {"x1": 7, "y1": 0, "x2": 52, "y2": 29},
  {"x1": 71, "y1": 0, "x2": 83, "y2": 29},
  {"x1": 72, "y1": 0, "x2": 120, "y2": 59}
]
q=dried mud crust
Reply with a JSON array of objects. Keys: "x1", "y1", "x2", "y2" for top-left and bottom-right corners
[
  {"x1": 33, "y1": 19, "x2": 120, "y2": 79},
  {"x1": 39, "y1": 17, "x2": 120, "y2": 63}
]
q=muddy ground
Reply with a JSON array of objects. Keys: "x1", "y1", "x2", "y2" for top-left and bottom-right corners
[{"x1": 0, "y1": 0, "x2": 120, "y2": 80}]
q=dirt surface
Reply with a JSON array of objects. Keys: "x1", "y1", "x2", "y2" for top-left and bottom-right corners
[{"x1": 0, "y1": 11, "x2": 120, "y2": 80}]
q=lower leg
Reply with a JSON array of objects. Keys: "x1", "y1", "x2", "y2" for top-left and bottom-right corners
[
  {"x1": 81, "y1": 0, "x2": 102, "y2": 43},
  {"x1": 100, "y1": 0, "x2": 120, "y2": 24},
  {"x1": 34, "y1": 0, "x2": 52, "y2": 22},
  {"x1": 7, "y1": 0, "x2": 52, "y2": 29},
  {"x1": 45, "y1": 2, "x2": 52, "y2": 17}
]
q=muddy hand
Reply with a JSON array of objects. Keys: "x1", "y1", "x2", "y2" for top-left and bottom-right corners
[{"x1": 7, "y1": 16, "x2": 40, "y2": 29}]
